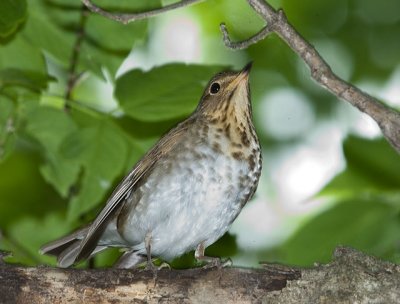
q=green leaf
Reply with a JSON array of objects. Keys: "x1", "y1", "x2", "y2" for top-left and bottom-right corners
[
  {"x1": 124, "y1": 136, "x2": 154, "y2": 171},
  {"x1": 23, "y1": 8, "x2": 74, "y2": 68},
  {"x1": 1, "y1": 212, "x2": 74, "y2": 266},
  {"x1": 320, "y1": 136, "x2": 400, "y2": 197},
  {"x1": 25, "y1": 106, "x2": 81, "y2": 198},
  {"x1": 85, "y1": 14, "x2": 147, "y2": 52},
  {"x1": 70, "y1": 73, "x2": 119, "y2": 112},
  {"x1": 0, "y1": 68, "x2": 52, "y2": 92},
  {"x1": 23, "y1": 0, "x2": 159, "y2": 79},
  {"x1": 0, "y1": 149, "x2": 66, "y2": 229},
  {"x1": 0, "y1": 35, "x2": 46, "y2": 72},
  {"x1": 0, "y1": 0, "x2": 27, "y2": 38},
  {"x1": 63, "y1": 119, "x2": 129, "y2": 220},
  {"x1": 0, "y1": 97, "x2": 14, "y2": 135},
  {"x1": 115, "y1": 64, "x2": 226, "y2": 121},
  {"x1": 0, "y1": 97, "x2": 16, "y2": 161},
  {"x1": 275, "y1": 197, "x2": 400, "y2": 266},
  {"x1": 79, "y1": 41, "x2": 120, "y2": 79},
  {"x1": 23, "y1": 6, "x2": 102, "y2": 78}
]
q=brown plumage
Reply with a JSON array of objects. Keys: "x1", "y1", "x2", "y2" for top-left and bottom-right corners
[{"x1": 40, "y1": 63, "x2": 262, "y2": 269}]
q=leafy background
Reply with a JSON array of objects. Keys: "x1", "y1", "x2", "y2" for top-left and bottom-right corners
[{"x1": 0, "y1": 0, "x2": 399, "y2": 268}]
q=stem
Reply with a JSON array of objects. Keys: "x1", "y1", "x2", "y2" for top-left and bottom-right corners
[
  {"x1": 65, "y1": 4, "x2": 89, "y2": 112},
  {"x1": 81, "y1": 0, "x2": 205, "y2": 25}
]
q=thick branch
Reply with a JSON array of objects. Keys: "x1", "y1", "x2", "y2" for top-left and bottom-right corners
[
  {"x1": 81, "y1": 0, "x2": 205, "y2": 25},
  {"x1": 222, "y1": 0, "x2": 400, "y2": 153},
  {"x1": 1, "y1": 247, "x2": 399, "y2": 303}
]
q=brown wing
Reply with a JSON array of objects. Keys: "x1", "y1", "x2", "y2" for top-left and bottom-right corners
[{"x1": 75, "y1": 118, "x2": 193, "y2": 262}]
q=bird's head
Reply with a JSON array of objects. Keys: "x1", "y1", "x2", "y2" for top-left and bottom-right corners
[{"x1": 196, "y1": 62, "x2": 253, "y2": 124}]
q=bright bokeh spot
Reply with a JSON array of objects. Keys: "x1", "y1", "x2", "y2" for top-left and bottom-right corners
[
  {"x1": 149, "y1": 14, "x2": 201, "y2": 63},
  {"x1": 355, "y1": 65, "x2": 400, "y2": 108},
  {"x1": 272, "y1": 124, "x2": 345, "y2": 209},
  {"x1": 118, "y1": 12, "x2": 202, "y2": 75},
  {"x1": 257, "y1": 88, "x2": 315, "y2": 140},
  {"x1": 232, "y1": 123, "x2": 345, "y2": 266}
]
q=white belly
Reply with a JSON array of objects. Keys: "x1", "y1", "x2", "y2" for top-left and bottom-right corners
[{"x1": 120, "y1": 145, "x2": 251, "y2": 261}]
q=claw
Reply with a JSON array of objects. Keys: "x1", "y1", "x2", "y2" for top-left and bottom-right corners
[
  {"x1": 145, "y1": 259, "x2": 156, "y2": 271},
  {"x1": 157, "y1": 262, "x2": 171, "y2": 270},
  {"x1": 195, "y1": 241, "x2": 232, "y2": 269},
  {"x1": 200, "y1": 257, "x2": 232, "y2": 269}
]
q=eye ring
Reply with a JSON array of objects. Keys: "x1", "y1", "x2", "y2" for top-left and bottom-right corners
[{"x1": 210, "y1": 82, "x2": 220, "y2": 95}]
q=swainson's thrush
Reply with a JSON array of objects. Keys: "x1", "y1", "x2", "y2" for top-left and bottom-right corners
[{"x1": 41, "y1": 63, "x2": 262, "y2": 268}]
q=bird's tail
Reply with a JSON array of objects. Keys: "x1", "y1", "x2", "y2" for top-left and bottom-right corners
[
  {"x1": 40, "y1": 227, "x2": 106, "y2": 268},
  {"x1": 40, "y1": 227, "x2": 146, "y2": 268}
]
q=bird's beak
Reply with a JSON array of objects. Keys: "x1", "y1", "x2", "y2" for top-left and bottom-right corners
[
  {"x1": 231, "y1": 62, "x2": 252, "y2": 87},
  {"x1": 241, "y1": 62, "x2": 253, "y2": 75}
]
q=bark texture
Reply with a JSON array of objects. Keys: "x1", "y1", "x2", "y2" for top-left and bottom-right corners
[{"x1": 1, "y1": 247, "x2": 399, "y2": 303}]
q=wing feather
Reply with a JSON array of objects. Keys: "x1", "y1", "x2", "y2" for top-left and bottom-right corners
[{"x1": 74, "y1": 119, "x2": 192, "y2": 262}]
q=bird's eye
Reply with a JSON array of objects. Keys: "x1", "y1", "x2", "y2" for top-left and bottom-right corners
[{"x1": 210, "y1": 82, "x2": 220, "y2": 95}]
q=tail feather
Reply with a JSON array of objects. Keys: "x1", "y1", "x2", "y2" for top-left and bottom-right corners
[
  {"x1": 40, "y1": 226, "x2": 116, "y2": 267},
  {"x1": 40, "y1": 226, "x2": 89, "y2": 256},
  {"x1": 40, "y1": 226, "x2": 142, "y2": 268},
  {"x1": 57, "y1": 241, "x2": 81, "y2": 268},
  {"x1": 57, "y1": 242, "x2": 108, "y2": 268},
  {"x1": 40, "y1": 227, "x2": 91, "y2": 267}
]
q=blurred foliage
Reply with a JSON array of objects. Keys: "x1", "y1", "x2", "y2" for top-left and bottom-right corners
[
  {"x1": 264, "y1": 136, "x2": 400, "y2": 266},
  {"x1": 116, "y1": 64, "x2": 225, "y2": 121},
  {"x1": 0, "y1": 0, "x2": 399, "y2": 269},
  {"x1": 0, "y1": 0, "x2": 27, "y2": 39}
]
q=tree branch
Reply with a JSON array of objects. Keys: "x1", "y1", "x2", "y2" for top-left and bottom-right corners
[
  {"x1": 222, "y1": 0, "x2": 400, "y2": 153},
  {"x1": 220, "y1": 23, "x2": 273, "y2": 50},
  {"x1": 79, "y1": 0, "x2": 400, "y2": 154},
  {"x1": 64, "y1": 4, "x2": 89, "y2": 112},
  {"x1": 81, "y1": 0, "x2": 205, "y2": 25},
  {"x1": 1, "y1": 247, "x2": 399, "y2": 303}
]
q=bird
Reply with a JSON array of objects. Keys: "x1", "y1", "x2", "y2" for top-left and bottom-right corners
[{"x1": 40, "y1": 62, "x2": 262, "y2": 269}]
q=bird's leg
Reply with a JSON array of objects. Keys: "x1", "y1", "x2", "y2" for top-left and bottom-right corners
[
  {"x1": 144, "y1": 232, "x2": 156, "y2": 271},
  {"x1": 143, "y1": 232, "x2": 171, "y2": 271},
  {"x1": 195, "y1": 241, "x2": 232, "y2": 269}
]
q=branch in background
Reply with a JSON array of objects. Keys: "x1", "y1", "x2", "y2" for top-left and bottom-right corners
[
  {"x1": 64, "y1": 4, "x2": 89, "y2": 112},
  {"x1": 80, "y1": 0, "x2": 400, "y2": 154},
  {"x1": 81, "y1": 0, "x2": 205, "y2": 25},
  {"x1": 0, "y1": 117, "x2": 14, "y2": 159},
  {"x1": 220, "y1": 23, "x2": 273, "y2": 50},
  {"x1": 1, "y1": 247, "x2": 399, "y2": 303},
  {"x1": 222, "y1": 0, "x2": 400, "y2": 154}
]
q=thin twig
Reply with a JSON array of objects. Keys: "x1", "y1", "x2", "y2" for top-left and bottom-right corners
[
  {"x1": 220, "y1": 23, "x2": 273, "y2": 50},
  {"x1": 65, "y1": 4, "x2": 89, "y2": 112},
  {"x1": 222, "y1": 0, "x2": 400, "y2": 153},
  {"x1": 81, "y1": 0, "x2": 205, "y2": 25}
]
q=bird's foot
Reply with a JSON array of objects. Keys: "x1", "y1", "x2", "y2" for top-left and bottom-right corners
[
  {"x1": 144, "y1": 259, "x2": 171, "y2": 278},
  {"x1": 145, "y1": 259, "x2": 157, "y2": 272},
  {"x1": 157, "y1": 261, "x2": 171, "y2": 270},
  {"x1": 195, "y1": 242, "x2": 232, "y2": 269},
  {"x1": 196, "y1": 256, "x2": 232, "y2": 269}
]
